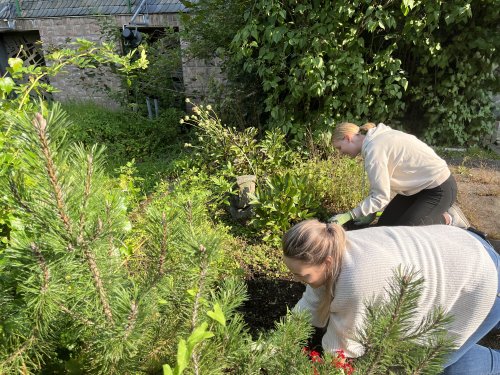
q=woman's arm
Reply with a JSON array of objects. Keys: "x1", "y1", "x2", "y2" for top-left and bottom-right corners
[
  {"x1": 351, "y1": 152, "x2": 392, "y2": 219},
  {"x1": 294, "y1": 285, "x2": 329, "y2": 328}
]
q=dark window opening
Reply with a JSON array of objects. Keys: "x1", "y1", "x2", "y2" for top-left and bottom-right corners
[{"x1": 0, "y1": 30, "x2": 50, "y2": 99}]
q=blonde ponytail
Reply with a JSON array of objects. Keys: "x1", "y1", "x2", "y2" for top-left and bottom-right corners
[
  {"x1": 359, "y1": 122, "x2": 376, "y2": 134},
  {"x1": 282, "y1": 220, "x2": 347, "y2": 324},
  {"x1": 333, "y1": 121, "x2": 377, "y2": 140}
]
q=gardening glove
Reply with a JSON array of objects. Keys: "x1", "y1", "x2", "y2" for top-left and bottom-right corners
[
  {"x1": 353, "y1": 212, "x2": 376, "y2": 226},
  {"x1": 328, "y1": 211, "x2": 353, "y2": 225}
]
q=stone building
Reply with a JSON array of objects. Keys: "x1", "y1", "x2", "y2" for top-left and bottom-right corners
[{"x1": 0, "y1": 0, "x2": 221, "y2": 107}]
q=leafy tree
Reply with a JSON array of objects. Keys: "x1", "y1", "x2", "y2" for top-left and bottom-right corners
[
  {"x1": 180, "y1": 0, "x2": 266, "y2": 130},
  {"x1": 228, "y1": 0, "x2": 498, "y2": 145}
]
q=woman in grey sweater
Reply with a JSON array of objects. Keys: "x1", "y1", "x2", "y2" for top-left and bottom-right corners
[
  {"x1": 328, "y1": 122, "x2": 468, "y2": 228},
  {"x1": 283, "y1": 219, "x2": 499, "y2": 374}
]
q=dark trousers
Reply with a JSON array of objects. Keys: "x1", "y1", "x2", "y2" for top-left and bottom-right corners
[{"x1": 377, "y1": 175, "x2": 457, "y2": 226}]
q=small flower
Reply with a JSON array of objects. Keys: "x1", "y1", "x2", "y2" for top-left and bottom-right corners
[
  {"x1": 206, "y1": 104, "x2": 212, "y2": 110},
  {"x1": 193, "y1": 107, "x2": 201, "y2": 115},
  {"x1": 185, "y1": 98, "x2": 191, "y2": 103},
  {"x1": 179, "y1": 119, "x2": 184, "y2": 124},
  {"x1": 184, "y1": 115, "x2": 190, "y2": 120}
]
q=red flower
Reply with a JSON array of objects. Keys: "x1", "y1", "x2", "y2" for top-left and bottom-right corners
[
  {"x1": 331, "y1": 351, "x2": 355, "y2": 375},
  {"x1": 310, "y1": 351, "x2": 323, "y2": 363}
]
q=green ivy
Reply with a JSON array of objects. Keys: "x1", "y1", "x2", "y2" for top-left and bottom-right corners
[{"x1": 231, "y1": 0, "x2": 498, "y2": 145}]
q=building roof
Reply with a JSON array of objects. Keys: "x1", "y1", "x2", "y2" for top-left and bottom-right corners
[{"x1": 0, "y1": 0, "x2": 187, "y2": 19}]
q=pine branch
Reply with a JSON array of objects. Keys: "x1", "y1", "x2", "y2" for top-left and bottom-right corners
[
  {"x1": 405, "y1": 307, "x2": 450, "y2": 341},
  {"x1": 78, "y1": 151, "x2": 94, "y2": 244},
  {"x1": 32, "y1": 114, "x2": 73, "y2": 239},
  {"x1": 363, "y1": 267, "x2": 423, "y2": 375},
  {"x1": 8, "y1": 179, "x2": 32, "y2": 214},
  {"x1": 30, "y1": 243, "x2": 49, "y2": 293},
  {"x1": 58, "y1": 304, "x2": 95, "y2": 326},
  {"x1": 3, "y1": 335, "x2": 36, "y2": 368},
  {"x1": 82, "y1": 245, "x2": 114, "y2": 324},
  {"x1": 124, "y1": 300, "x2": 139, "y2": 340}
]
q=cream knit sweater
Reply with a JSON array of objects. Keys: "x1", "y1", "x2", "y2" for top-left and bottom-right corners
[
  {"x1": 294, "y1": 225, "x2": 498, "y2": 357},
  {"x1": 351, "y1": 123, "x2": 450, "y2": 219}
]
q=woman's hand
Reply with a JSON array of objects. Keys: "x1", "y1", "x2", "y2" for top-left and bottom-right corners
[{"x1": 353, "y1": 212, "x2": 376, "y2": 226}]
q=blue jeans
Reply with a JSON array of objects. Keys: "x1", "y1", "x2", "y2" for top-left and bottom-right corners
[{"x1": 442, "y1": 232, "x2": 500, "y2": 375}]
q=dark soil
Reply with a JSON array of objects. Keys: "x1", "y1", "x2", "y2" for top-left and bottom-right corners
[{"x1": 241, "y1": 276, "x2": 305, "y2": 337}]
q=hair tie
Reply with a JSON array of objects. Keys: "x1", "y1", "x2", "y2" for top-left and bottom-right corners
[{"x1": 325, "y1": 222, "x2": 334, "y2": 234}]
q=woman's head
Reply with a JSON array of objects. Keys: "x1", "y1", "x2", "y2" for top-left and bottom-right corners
[
  {"x1": 283, "y1": 219, "x2": 346, "y2": 289},
  {"x1": 333, "y1": 122, "x2": 376, "y2": 157}
]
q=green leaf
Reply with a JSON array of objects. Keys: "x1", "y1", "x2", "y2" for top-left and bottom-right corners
[
  {"x1": 187, "y1": 322, "x2": 214, "y2": 351},
  {"x1": 176, "y1": 339, "x2": 189, "y2": 375},
  {"x1": 0, "y1": 77, "x2": 15, "y2": 96},
  {"x1": 207, "y1": 303, "x2": 226, "y2": 326},
  {"x1": 163, "y1": 364, "x2": 174, "y2": 375},
  {"x1": 8, "y1": 57, "x2": 23, "y2": 72}
]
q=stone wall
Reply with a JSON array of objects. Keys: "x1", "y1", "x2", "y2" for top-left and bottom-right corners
[{"x1": 5, "y1": 13, "x2": 221, "y2": 107}]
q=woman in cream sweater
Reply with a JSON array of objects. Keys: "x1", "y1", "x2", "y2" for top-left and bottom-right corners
[{"x1": 328, "y1": 122, "x2": 468, "y2": 228}]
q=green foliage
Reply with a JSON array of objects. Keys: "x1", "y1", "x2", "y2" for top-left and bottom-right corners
[
  {"x1": 0, "y1": 39, "x2": 148, "y2": 252},
  {"x1": 232, "y1": 0, "x2": 408, "y2": 136},
  {"x1": 180, "y1": 0, "x2": 266, "y2": 129},
  {"x1": 115, "y1": 159, "x2": 145, "y2": 207},
  {"x1": 300, "y1": 156, "x2": 367, "y2": 215},
  {"x1": 180, "y1": 0, "x2": 251, "y2": 61},
  {"x1": 180, "y1": 102, "x2": 300, "y2": 217},
  {"x1": 182, "y1": 101, "x2": 259, "y2": 176},
  {"x1": 251, "y1": 171, "x2": 322, "y2": 244},
  {"x1": 62, "y1": 101, "x2": 184, "y2": 163},
  {"x1": 2, "y1": 104, "x2": 288, "y2": 374},
  {"x1": 399, "y1": 1, "x2": 498, "y2": 145},
  {"x1": 0, "y1": 38, "x2": 147, "y2": 115},
  {"x1": 230, "y1": 0, "x2": 498, "y2": 144},
  {"x1": 183, "y1": 101, "x2": 297, "y2": 175},
  {"x1": 127, "y1": 28, "x2": 185, "y2": 113},
  {"x1": 163, "y1": 301, "x2": 230, "y2": 375},
  {"x1": 355, "y1": 266, "x2": 455, "y2": 374}
]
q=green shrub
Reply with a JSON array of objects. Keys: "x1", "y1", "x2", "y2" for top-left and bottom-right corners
[
  {"x1": 63, "y1": 101, "x2": 184, "y2": 163},
  {"x1": 251, "y1": 171, "x2": 323, "y2": 244},
  {"x1": 300, "y1": 156, "x2": 367, "y2": 215}
]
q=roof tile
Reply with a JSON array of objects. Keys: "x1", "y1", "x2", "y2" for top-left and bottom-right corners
[{"x1": 6, "y1": 0, "x2": 188, "y2": 18}]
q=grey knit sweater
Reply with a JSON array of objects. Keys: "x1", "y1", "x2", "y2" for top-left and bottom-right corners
[{"x1": 294, "y1": 225, "x2": 498, "y2": 357}]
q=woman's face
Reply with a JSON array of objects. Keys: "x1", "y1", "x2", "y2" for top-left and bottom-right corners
[
  {"x1": 284, "y1": 256, "x2": 331, "y2": 289},
  {"x1": 333, "y1": 135, "x2": 362, "y2": 157}
]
